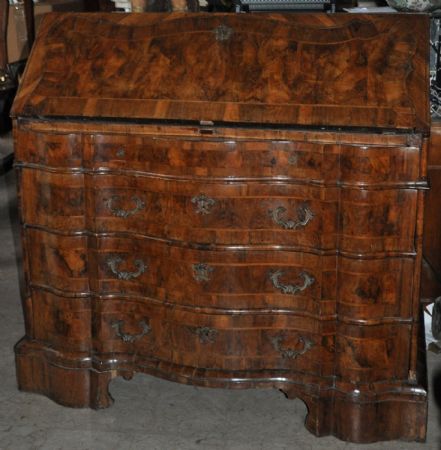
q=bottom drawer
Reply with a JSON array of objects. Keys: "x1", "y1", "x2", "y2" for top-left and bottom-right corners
[
  {"x1": 29, "y1": 291, "x2": 412, "y2": 384},
  {"x1": 93, "y1": 299, "x2": 335, "y2": 375}
]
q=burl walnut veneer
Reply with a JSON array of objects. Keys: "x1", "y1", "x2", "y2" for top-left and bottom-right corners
[{"x1": 12, "y1": 12, "x2": 429, "y2": 443}]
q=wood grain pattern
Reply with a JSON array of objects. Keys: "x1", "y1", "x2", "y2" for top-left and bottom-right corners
[
  {"x1": 14, "y1": 335, "x2": 427, "y2": 442},
  {"x1": 16, "y1": 129, "x2": 423, "y2": 184},
  {"x1": 15, "y1": 126, "x2": 423, "y2": 253},
  {"x1": 13, "y1": 12, "x2": 429, "y2": 444},
  {"x1": 25, "y1": 228, "x2": 333, "y2": 311},
  {"x1": 93, "y1": 298, "x2": 335, "y2": 373},
  {"x1": 31, "y1": 290, "x2": 91, "y2": 352},
  {"x1": 12, "y1": 13, "x2": 430, "y2": 130},
  {"x1": 15, "y1": 119, "x2": 422, "y2": 145},
  {"x1": 15, "y1": 128, "x2": 428, "y2": 441},
  {"x1": 19, "y1": 173, "x2": 418, "y2": 253},
  {"x1": 24, "y1": 229, "x2": 417, "y2": 323},
  {"x1": 28, "y1": 290, "x2": 411, "y2": 380}
]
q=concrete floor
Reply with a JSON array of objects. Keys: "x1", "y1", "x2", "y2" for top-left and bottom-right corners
[{"x1": 0, "y1": 145, "x2": 441, "y2": 450}]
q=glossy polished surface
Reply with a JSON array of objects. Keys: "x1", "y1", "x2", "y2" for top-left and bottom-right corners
[
  {"x1": 12, "y1": 13, "x2": 430, "y2": 130},
  {"x1": 0, "y1": 165, "x2": 440, "y2": 450},
  {"x1": 13, "y1": 13, "x2": 429, "y2": 444}
]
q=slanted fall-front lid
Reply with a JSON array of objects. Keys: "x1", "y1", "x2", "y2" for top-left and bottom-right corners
[{"x1": 12, "y1": 12, "x2": 430, "y2": 131}]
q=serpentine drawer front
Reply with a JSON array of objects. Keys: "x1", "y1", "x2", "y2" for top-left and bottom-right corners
[{"x1": 12, "y1": 12, "x2": 429, "y2": 443}]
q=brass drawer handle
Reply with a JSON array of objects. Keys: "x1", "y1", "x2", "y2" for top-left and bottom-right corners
[
  {"x1": 268, "y1": 204, "x2": 314, "y2": 230},
  {"x1": 269, "y1": 270, "x2": 315, "y2": 295},
  {"x1": 191, "y1": 194, "x2": 216, "y2": 215},
  {"x1": 271, "y1": 334, "x2": 314, "y2": 359},
  {"x1": 191, "y1": 326, "x2": 218, "y2": 344},
  {"x1": 112, "y1": 319, "x2": 151, "y2": 343},
  {"x1": 106, "y1": 256, "x2": 147, "y2": 281},
  {"x1": 104, "y1": 195, "x2": 145, "y2": 218},
  {"x1": 192, "y1": 263, "x2": 214, "y2": 282}
]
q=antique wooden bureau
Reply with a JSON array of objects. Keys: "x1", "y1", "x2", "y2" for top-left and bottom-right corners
[{"x1": 12, "y1": 12, "x2": 430, "y2": 443}]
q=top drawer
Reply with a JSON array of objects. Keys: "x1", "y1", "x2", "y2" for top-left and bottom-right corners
[
  {"x1": 15, "y1": 130, "x2": 422, "y2": 185},
  {"x1": 92, "y1": 135, "x2": 422, "y2": 185}
]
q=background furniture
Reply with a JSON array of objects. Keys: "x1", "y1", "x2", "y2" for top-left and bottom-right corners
[
  {"x1": 12, "y1": 12, "x2": 430, "y2": 443},
  {"x1": 421, "y1": 18, "x2": 441, "y2": 342},
  {"x1": 0, "y1": 0, "x2": 34, "y2": 174}
]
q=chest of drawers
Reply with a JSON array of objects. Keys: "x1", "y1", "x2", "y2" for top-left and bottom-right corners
[{"x1": 12, "y1": 12, "x2": 429, "y2": 443}]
